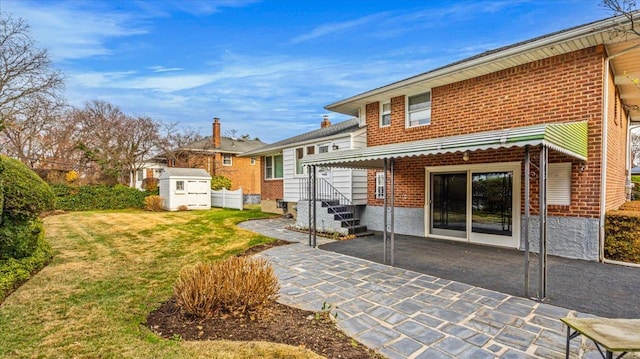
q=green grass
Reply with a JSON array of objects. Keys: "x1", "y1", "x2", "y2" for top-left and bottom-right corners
[{"x1": 0, "y1": 208, "x2": 322, "y2": 358}]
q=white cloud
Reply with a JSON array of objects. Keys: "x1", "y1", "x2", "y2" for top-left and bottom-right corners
[
  {"x1": 290, "y1": 12, "x2": 388, "y2": 44},
  {"x1": 148, "y1": 66, "x2": 184, "y2": 73},
  {"x1": 3, "y1": 1, "x2": 149, "y2": 61}
]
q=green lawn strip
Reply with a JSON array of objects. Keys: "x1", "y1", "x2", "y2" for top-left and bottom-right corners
[{"x1": 0, "y1": 208, "x2": 305, "y2": 358}]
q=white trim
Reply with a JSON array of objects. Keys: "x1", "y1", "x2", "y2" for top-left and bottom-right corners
[
  {"x1": 380, "y1": 101, "x2": 391, "y2": 127},
  {"x1": 405, "y1": 91, "x2": 431, "y2": 128},
  {"x1": 375, "y1": 172, "x2": 385, "y2": 199},
  {"x1": 424, "y1": 162, "x2": 521, "y2": 248},
  {"x1": 222, "y1": 153, "x2": 233, "y2": 166}
]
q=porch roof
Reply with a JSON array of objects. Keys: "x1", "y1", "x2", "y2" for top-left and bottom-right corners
[{"x1": 300, "y1": 121, "x2": 588, "y2": 169}]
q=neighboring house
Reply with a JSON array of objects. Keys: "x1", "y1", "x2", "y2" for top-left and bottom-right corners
[
  {"x1": 301, "y1": 13, "x2": 640, "y2": 262},
  {"x1": 241, "y1": 116, "x2": 367, "y2": 218},
  {"x1": 131, "y1": 159, "x2": 165, "y2": 190},
  {"x1": 167, "y1": 118, "x2": 264, "y2": 201}
]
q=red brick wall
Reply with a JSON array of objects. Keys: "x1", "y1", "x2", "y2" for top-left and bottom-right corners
[
  {"x1": 260, "y1": 155, "x2": 283, "y2": 200},
  {"x1": 605, "y1": 67, "x2": 630, "y2": 211},
  {"x1": 365, "y1": 46, "x2": 608, "y2": 218},
  {"x1": 170, "y1": 153, "x2": 261, "y2": 195},
  {"x1": 214, "y1": 154, "x2": 261, "y2": 195}
]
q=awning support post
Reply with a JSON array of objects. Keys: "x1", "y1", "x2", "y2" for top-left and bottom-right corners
[
  {"x1": 539, "y1": 146, "x2": 548, "y2": 300},
  {"x1": 390, "y1": 157, "x2": 395, "y2": 266},
  {"x1": 383, "y1": 158, "x2": 388, "y2": 264},
  {"x1": 309, "y1": 165, "x2": 317, "y2": 248},
  {"x1": 524, "y1": 146, "x2": 530, "y2": 297}
]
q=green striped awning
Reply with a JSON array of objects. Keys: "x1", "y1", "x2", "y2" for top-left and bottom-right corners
[{"x1": 301, "y1": 121, "x2": 588, "y2": 169}]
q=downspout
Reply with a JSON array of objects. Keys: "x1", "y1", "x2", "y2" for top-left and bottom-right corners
[{"x1": 600, "y1": 43, "x2": 640, "y2": 262}]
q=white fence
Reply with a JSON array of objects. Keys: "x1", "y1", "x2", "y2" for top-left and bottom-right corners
[{"x1": 211, "y1": 187, "x2": 243, "y2": 210}]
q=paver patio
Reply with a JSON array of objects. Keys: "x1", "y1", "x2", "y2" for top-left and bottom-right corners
[{"x1": 241, "y1": 218, "x2": 640, "y2": 359}]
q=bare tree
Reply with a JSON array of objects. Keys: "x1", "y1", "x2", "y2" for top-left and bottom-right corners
[
  {"x1": 73, "y1": 100, "x2": 165, "y2": 185},
  {"x1": 602, "y1": 0, "x2": 640, "y2": 36},
  {"x1": 157, "y1": 122, "x2": 206, "y2": 168},
  {"x1": 0, "y1": 15, "x2": 64, "y2": 133},
  {"x1": 120, "y1": 115, "x2": 162, "y2": 186}
]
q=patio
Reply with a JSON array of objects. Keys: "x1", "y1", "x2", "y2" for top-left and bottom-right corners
[{"x1": 320, "y1": 233, "x2": 640, "y2": 319}]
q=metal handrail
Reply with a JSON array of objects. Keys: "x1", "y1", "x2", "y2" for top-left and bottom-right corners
[{"x1": 300, "y1": 177, "x2": 356, "y2": 234}]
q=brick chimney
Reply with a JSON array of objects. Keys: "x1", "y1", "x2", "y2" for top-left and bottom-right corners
[
  {"x1": 321, "y1": 115, "x2": 331, "y2": 129},
  {"x1": 213, "y1": 117, "x2": 221, "y2": 148}
]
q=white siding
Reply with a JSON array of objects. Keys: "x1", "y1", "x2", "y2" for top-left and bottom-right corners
[
  {"x1": 352, "y1": 169, "x2": 368, "y2": 204},
  {"x1": 283, "y1": 147, "x2": 301, "y2": 202},
  {"x1": 281, "y1": 130, "x2": 368, "y2": 203},
  {"x1": 352, "y1": 128, "x2": 367, "y2": 149}
]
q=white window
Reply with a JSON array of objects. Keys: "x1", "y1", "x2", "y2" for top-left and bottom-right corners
[
  {"x1": 376, "y1": 172, "x2": 385, "y2": 199},
  {"x1": 222, "y1": 154, "x2": 232, "y2": 166},
  {"x1": 295, "y1": 147, "x2": 304, "y2": 175},
  {"x1": 250, "y1": 157, "x2": 256, "y2": 165},
  {"x1": 265, "y1": 155, "x2": 283, "y2": 179},
  {"x1": 176, "y1": 180, "x2": 185, "y2": 191},
  {"x1": 137, "y1": 169, "x2": 143, "y2": 181},
  {"x1": 380, "y1": 102, "x2": 391, "y2": 127},
  {"x1": 407, "y1": 92, "x2": 431, "y2": 127},
  {"x1": 548, "y1": 163, "x2": 572, "y2": 205},
  {"x1": 318, "y1": 144, "x2": 329, "y2": 153}
]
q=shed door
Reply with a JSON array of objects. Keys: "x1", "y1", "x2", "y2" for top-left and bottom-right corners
[{"x1": 188, "y1": 180, "x2": 209, "y2": 194}]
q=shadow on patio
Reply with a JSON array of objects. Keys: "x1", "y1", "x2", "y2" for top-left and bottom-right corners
[{"x1": 320, "y1": 233, "x2": 640, "y2": 319}]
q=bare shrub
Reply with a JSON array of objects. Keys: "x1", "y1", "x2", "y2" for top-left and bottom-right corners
[
  {"x1": 144, "y1": 195, "x2": 164, "y2": 211},
  {"x1": 174, "y1": 256, "x2": 280, "y2": 318},
  {"x1": 177, "y1": 205, "x2": 188, "y2": 211}
]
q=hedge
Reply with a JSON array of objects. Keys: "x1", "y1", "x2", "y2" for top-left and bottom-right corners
[
  {"x1": 0, "y1": 155, "x2": 54, "y2": 221},
  {"x1": 0, "y1": 233, "x2": 53, "y2": 303},
  {"x1": 52, "y1": 184, "x2": 148, "y2": 211},
  {"x1": 605, "y1": 209, "x2": 640, "y2": 263}
]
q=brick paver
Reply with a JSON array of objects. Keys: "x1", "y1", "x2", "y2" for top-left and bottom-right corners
[{"x1": 240, "y1": 218, "x2": 639, "y2": 359}]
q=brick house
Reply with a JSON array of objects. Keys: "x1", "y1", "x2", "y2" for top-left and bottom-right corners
[
  {"x1": 167, "y1": 118, "x2": 264, "y2": 199},
  {"x1": 302, "y1": 13, "x2": 640, "y2": 262},
  {"x1": 241, "y1": 116, "x2": 367, "y2": 216}
]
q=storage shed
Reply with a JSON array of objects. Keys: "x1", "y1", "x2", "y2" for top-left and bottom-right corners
[{"x1": 159, "y1": 168, "x2": 211, "y2": 211}]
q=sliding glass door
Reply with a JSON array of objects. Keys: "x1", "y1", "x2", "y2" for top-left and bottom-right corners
[
  {"x1": 427, "y1": 164, "x2": 519, "y2": 248},
  {"x1": 471, "y1": 172, "x2": 513, "y2": 236},
  {"x1": 431, "y1": 173, "x2": 467, "y2": 238}
]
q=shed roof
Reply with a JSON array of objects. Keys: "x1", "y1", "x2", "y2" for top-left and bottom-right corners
[{"x1": 161, "y1": 167, "x2": 211, "y2": 178}]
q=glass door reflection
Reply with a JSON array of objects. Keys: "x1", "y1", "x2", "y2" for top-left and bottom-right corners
[{"x1": 471, "y1": 172, "x2": 513, "y2": 236}]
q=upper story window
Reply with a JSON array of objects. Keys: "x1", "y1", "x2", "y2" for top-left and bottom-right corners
[
  {"x1": 407, "y1": 92, "x2": 431, "y2": 127},
  {"x1": 222, "y1": 154, "x2": 233, "y2": 166},
  {"x1": 265, "y1": 154, "x2": 283, "y2": 179},
  {"x1": 380, "y1": 101, "x2": 391, "y2": 127}
]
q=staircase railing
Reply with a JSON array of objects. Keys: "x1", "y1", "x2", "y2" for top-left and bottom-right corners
[{"x1": 299, "y1": 178, "x2": 356, "y2": 234}]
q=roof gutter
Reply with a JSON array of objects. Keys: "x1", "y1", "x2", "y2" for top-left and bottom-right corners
[{"x1": 326, "y1": 14, "x2": 633, "y2": 112}]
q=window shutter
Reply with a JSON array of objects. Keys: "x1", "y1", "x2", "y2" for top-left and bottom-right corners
[{"x1": 547, "y1": 163, "x2": 572, "y2": 205}]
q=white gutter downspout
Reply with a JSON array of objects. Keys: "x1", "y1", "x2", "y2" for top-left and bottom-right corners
[{"x1": 600, "y1": 44, "x2": 640, "y2": 262}]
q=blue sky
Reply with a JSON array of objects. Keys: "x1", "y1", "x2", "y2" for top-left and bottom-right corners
[{"x1": 2, "y1": 0, "x2": 612, "y2": 143}]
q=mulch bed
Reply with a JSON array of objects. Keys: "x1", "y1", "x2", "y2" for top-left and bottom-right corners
[{"x1": 145, "y1": 240, "x2": 382, "y2": 358}]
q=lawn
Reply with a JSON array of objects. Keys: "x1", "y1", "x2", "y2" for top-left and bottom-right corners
[{"x1": 0, "y1": 208, "x2": 323, "y2": 358}]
